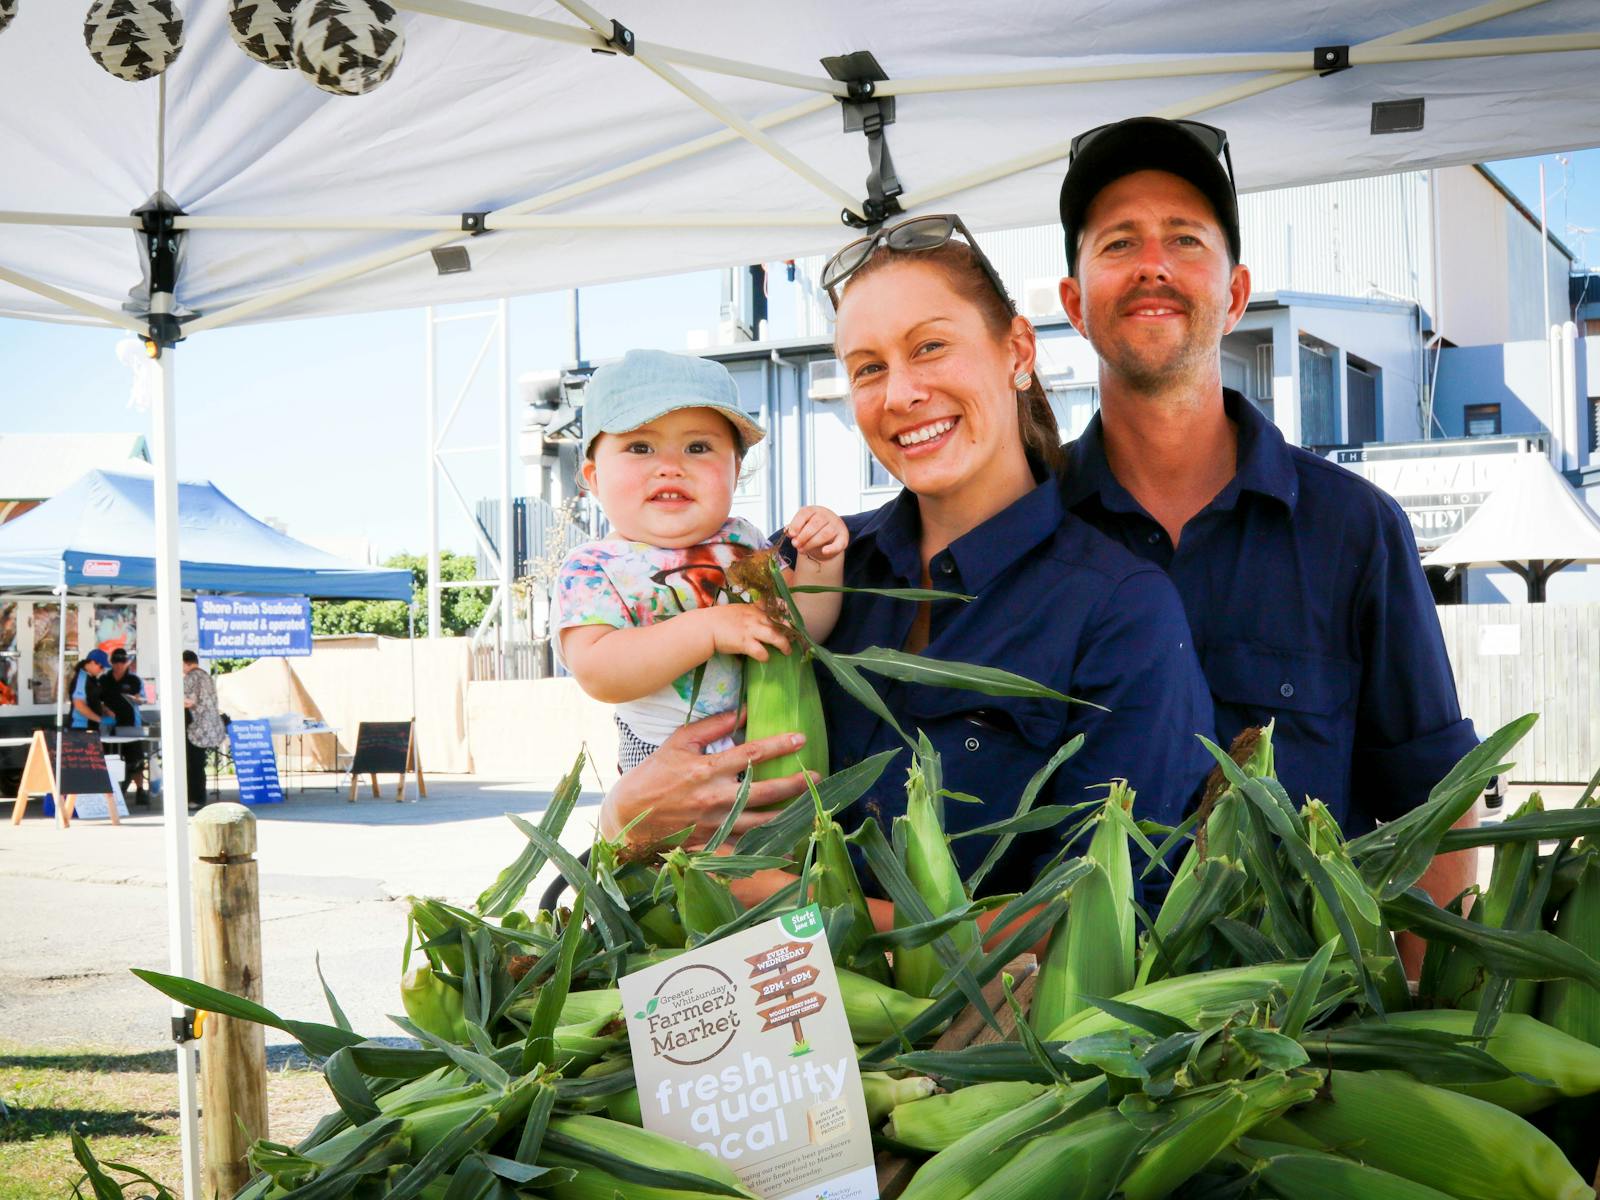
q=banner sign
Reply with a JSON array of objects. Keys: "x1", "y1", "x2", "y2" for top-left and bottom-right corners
[
  {"x1": 227, "y1": 718, "x2": 284, "y2": 805},
  {"x1": 196, "y1": 595, "x2": 312, "y2": 658},
  {"x1": 619, "y1": 904, "x2": 877, "y2": 1200}
]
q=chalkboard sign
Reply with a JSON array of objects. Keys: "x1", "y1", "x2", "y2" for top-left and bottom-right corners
[
  {"x1": 227, "y1": 718, "x2": 284, "y2": 806},
  {"x1": 57, "y1": 731, "x2": 113, "y2": 797},
  {"x1": 348, "y1": 720, "x2": 426, "y2": 802}
]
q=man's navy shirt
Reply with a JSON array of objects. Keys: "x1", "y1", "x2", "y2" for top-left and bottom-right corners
[
  {"x1": 1062, "y1": 389, "x2": 1478, "y2": 837},
  {"x1": 821, "y1": 475, "x2": 1215, "y2": 898}
]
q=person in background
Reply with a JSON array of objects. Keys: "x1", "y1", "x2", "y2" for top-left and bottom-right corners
[
  {"x1": 181, "y1": 650, "x2": 225, "y2": 811},
  {"x1": 68, "y1": 648, "x2": 116, "y2": 732},
  {"x1": 105, "y1": 648, "x2": 148, "y2": 805}
]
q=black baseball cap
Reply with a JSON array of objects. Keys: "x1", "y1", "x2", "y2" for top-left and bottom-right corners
[
  {"x1": 110, "y1": 648, "x2": 129, "y2": 663},
  {"x1": 1059, "y1": 117, "x2": 1241, "y2": 275}
]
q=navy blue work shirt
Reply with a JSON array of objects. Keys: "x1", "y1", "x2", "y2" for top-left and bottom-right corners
[
  {"x1": 1062, "y1": 390, "x2": 1478, "y2": 838},
  {"x1": 821, "y1": 474, "x2": 1216, "y2": 899}
]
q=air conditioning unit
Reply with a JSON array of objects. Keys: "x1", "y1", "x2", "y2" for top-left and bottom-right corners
[
  {"x1": 808, "y1": 358, "x2": 849, "y2": 402},
  {"x1": 1022, "y1": 278, "x2": 1063, "y2": 320}
]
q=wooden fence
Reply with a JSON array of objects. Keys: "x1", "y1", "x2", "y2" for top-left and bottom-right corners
[
  {"x1": 1436, "y1": 603, "x2": 1600, "y2": 783},
  {"x1": 471, "y1": 638, "x2": 551, "y2": 682}
]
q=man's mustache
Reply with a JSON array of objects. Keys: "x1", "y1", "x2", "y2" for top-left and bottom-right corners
[{"x1": 1117, "y1": 287, "x2": 1190, "y2": 314}]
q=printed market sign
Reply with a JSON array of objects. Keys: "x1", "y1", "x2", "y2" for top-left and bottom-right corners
[
  {"x1": 195, "y1": 594, "x2": 311, "y2": 658},
  {"x1": 619, "y1": 905, "x2": 878, "y2": 1200}
]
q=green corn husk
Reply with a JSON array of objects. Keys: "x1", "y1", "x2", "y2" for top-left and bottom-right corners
[
  {"x1": 543, "y1": 1113, "x2": 757, "y2": 1200},
  {"x1": 400, "y1": 962, "x2": 470, "y2": 1045},
  {"x1": 1248, "y1": 1144, "x2": 1462, "y2": 1200},
  {"x1": 745, "y1": 643, "x2": 830, "y2": 784},
  {"x1": 893, "y1": 755, "x2": 977, "y2": 999},
  {"x1": 1381, "y1": 1009, "x2": 1600, "y2": 1114},
  {"x1": 861, "y1": 1070, "x2": 937, "y2": 1124},
  {"x1": 1046, "y1": 959, "x2": 1348, "y2": 1042},
  {"x1": 1282, "y1": 1069, "x2": 1589, "y2": 1200},
  {"x1": 885, "y1": 1081, "x2": 1052, "y2": 1152},
  {"x1": 959, "y1": 1106, "x2": 1145, "y2": 1200},
  {"x1": 1031, "y1": 786, "x2": 1136, "y2": 1035},
  {"x1": 1539, "y1": 848, "x2": 1600, "y2": 1048},
  {"x1": 666, "y1": 848, "x2": 741, "y2": 941},
  {"x1": 605, "y1": 1086, "x2": 642, "y2": 1126},
  {"x1": 1304, "y1": 800, "x2": 1410, "y2": 1013},
  {"x1": 813, "y1": 805, "x2": 892, "y2": 984},
  {"x1": 838, "y1": 967, "x2": 940, "y2": 1041},
  {"x1": 1432, "y1": 794, "x2": 1544, "y2": 1013},
  {"x1": 897, "y1": 1084, "x2": 1083, "y2": 1200},
  {"x1": 1119, "y1": 1070, "x2": 1324, "y2": 1200}
]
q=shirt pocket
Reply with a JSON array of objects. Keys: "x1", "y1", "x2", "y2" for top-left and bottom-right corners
[
  {"x1": 1203, "y1": 644, "x2": 1358, "y2": 751},
  {"x1": 898, "y1": 686, "x2": 1066, "y2": 766}
]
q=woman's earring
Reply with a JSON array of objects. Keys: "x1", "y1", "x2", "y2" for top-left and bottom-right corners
[{"x1": 1013, "y1": 371, "x2": 1033, "y2": 391}]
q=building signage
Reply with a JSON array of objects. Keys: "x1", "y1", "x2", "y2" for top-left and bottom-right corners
[
  {"x1": 195, "y1": 595, "x2": 312, "y2": 658},
  {"x1": 1331, "y1": 439, "x2": 1537, "y2": 550},
  {"x1": 619, "y1": 904, "x2": 878, "y2": 1200}
]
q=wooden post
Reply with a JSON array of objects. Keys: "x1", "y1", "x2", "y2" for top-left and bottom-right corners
[{"x1": 192, "y1": 804, "x2": 268, "y2": 1199}]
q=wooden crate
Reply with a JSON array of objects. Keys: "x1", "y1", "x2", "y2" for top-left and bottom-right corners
[{"x1": 874, "y1": 953, "x2": 1038, "y2": 1199}]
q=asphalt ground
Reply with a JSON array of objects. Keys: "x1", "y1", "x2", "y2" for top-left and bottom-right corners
[{"x1": 0, "y1": 767, "x2": 605, "y2": 1056}]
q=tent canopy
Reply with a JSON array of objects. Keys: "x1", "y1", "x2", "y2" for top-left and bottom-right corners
[
  {"x1": 1423, "y1": 452, "x2": 1600, "y2": 570},
  {"x1": 0, "y1": 467, "x2": 414, "y2": 600},
  {"x1": 1, "y1": 1, "x2": 1597, "y2": 336}
]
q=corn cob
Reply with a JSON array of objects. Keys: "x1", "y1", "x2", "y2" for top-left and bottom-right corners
[
  {"x1": 400, "y1": 961, "x2": 471, "y2": 1044},
  {"x1": 1281, "y1": 1069, "x2": 1589, "y2": 1200},
  {"x1": 1382, "y1": 1009, "x2": 1600, "y2": 1114},
  {"x1": 861, "y1": 1070, "x2": 937, "y2": 1124},
  {"x1": 1305, "y1": 799, "x2": 1410, "y2": 1012},
  {"x1": 606, "y1": 1086, "x2": 642, "y2": 1126},
  {"x1": 1031, "y1": 786, "x2": 1136, "y2": 1034},
  {"x1": 1119, "y1": 1070, "x2": 1323, "y2": 1200},
  {"x1": 1539, "y1": 848, "x2": 1600, "y2": 1048},
  {"x1": 893, "y1": 754, "x2": 977, "y2": 999},
  {"x1": 838, "y1": 967, "x2": 940, "y2": 1041},
  {"x1": 1433, "y1": 793, "x2": 1543, "y2": 1012},
  {"x1": 812, "y1": 805, "x2": 892, "y2": 984},
  {"x1": 665, "y1": 848, "x2": 741, "y2": 941},
  {"x1": 959, "y1": 1107, "x2": 1145, "y2": 1200},
  {"x1": 744, "y1": 643, "x2": 829, "y2": 784},
  {"x1": 885, "y1": 1080, "x2": 1051, "y2": 1151},
  {"x1": 1250, "y1": 1145, "x2": 1462, "y2": 1199},
  {"x1": 543, "y1": 1113, "x2": 756, "y2": 1200},
  {"x1": 897, "y1": 1083, "x2": 1082, "y2": 1200},
  {"x1": 1046, "y1": 959, "x2": 1343, "y2": 1042}
]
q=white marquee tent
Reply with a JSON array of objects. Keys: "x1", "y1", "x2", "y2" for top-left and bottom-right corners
[{"x1": 3, "y1": 1, "x2": 1599, "y2": 1193}]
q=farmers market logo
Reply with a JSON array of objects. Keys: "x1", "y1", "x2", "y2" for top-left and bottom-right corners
[{"x1": 634, "y1": 963, "x2": 740, "y2": 1065}]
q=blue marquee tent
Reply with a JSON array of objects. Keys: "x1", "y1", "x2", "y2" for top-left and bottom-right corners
[{"x1": 0, "y1": 468, "x2": 412, "y2": 601}]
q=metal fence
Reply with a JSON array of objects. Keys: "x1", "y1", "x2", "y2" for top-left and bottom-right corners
[{"x1": 1436, "y1": 602, "x2": 1600, "y2": 783}]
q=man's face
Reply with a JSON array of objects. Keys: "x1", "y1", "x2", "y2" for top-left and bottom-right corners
[
  {"x1": 112, "y1": 660, "x2": 129, "y2": 679},
  {"x1": 1060, "y1": 169, "x2": 1250, "y2": 393}
]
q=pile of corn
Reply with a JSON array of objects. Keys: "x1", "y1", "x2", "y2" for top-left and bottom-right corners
[
  {"x1": 128, "y1": 704, "x2": 1600, "y2": 1200},
  {"x1": 130, "y1": 552, "x2": 1600, "y2": 1200}
]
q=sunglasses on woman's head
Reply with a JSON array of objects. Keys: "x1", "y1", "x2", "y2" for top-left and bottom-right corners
[{"x1": 821, "y1": 213, "x2": 1013, "y2": 310}]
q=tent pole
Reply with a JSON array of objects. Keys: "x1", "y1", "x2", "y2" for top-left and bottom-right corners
[
  {"x1": 0, "y1": 264, "x2": 150, "y2": 334},
  {"x1": 408, "y1": 604, "x2": 418, "y2": 731},
  {"x1": 498, "y1": 298, "x2": 513, "y2": 671},
  {"x1": 425, "y1": 308, "x2": 442, "y2": 642},
  {"x1": 171, "y1": 212, "x2": 839, "y2": 232},
  {"x1": 150, "y1": 344, "x2": 202, "y2": 1200},
  {"x1": 0, "y1": 211, "x2": 142, "y2": 228},
  {"x1": 55, "y1": 566, "x2": 68, "y2": 734}
]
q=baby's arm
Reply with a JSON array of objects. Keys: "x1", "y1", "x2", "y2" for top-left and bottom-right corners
[
  {"x1": 561, "y1": 605, "x2": 791, "y2": 705},
  {"x1": 783, "y1": 506, "x2": 848, "y2": 643}
]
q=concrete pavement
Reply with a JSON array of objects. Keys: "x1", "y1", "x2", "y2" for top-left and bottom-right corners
[{"x1": 0, "y1": 769, "x2": 606, "y2": 1053}]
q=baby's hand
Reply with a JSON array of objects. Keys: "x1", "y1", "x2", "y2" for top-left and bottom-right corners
[
  {"x1": 705, "y1": 603, "x2": 791, "y2": 661},
  {"x1": 786, "y1": 506, "x2": 849, "y2": 562}
]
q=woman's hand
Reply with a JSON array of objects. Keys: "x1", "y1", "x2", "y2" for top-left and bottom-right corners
[{"x1": 599, "y1": 709, "x2": 814, "y2": 845}]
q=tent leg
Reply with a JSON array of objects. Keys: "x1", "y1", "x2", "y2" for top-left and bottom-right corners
[
  {"x1": 151, "y1": 343, "x2": 202, "y2": 1200},
  {"x1": 55, "y1": 564, "x2": 67, "y2": 731}
]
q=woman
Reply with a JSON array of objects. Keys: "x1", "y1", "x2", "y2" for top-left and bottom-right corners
[
  {"x1": 181, "y1": 649, "x2": 226, "y2": 811},
  {"x1": 601, "y1": 216, "x2": 1214, "y2": 914},
  {"x1": 68, "y1": 648, "x2": 114, "y2": 730}
]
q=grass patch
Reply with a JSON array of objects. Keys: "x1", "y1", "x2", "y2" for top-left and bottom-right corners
[{"x1": 0, "y1": 1041, "x2": 331, "y2": 1200}]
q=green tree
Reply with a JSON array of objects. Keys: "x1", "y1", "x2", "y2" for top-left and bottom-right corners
[{"x1": 311, "y1": 551, "x2": 493, "y2": 638}]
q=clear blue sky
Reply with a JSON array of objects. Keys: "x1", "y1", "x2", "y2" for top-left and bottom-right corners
[{"x1": 2, "y1": 149, "x2": 1596, "y2": 561}]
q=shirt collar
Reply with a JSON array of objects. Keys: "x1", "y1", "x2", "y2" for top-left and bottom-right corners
[
  {"x1": 1062, "y1": 388, "x2": 1298, "y2": 515},
  {"x1": 858, "y1": 469, "x2": 1066, "y2": 594}
]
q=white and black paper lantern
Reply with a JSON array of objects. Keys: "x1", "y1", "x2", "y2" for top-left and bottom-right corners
[
  {"x1": 0, "y1": 1, "x2": 18, "y2": 38},
  {"x1": 292, "y1": 0, "x2": 404, "y2": 97},
  {"x1": 227, "y1": 0, "x2": 297, "y2": 68},
  {"x1": 84, "y1": 0, "x2": 184, "y2": 82}
]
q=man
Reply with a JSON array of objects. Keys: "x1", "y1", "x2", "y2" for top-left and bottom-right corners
[
  {"x1": 1055, "y1": 117, "x2": 1479, "y2": 967},
  {"x1": 105, "y1": 648, "x2": 148, "y2": 805}
]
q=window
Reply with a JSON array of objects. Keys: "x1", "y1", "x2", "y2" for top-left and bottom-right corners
[
  {"x1": 1464, "y1": 403, "x2": 1502, "y2": 437},
  {"x1": 864, "y1": 445, "x2": 896, "y2": 490},
  {"x1": 1591, "y1": 398, "x2": 1599, "y2": 455},
  {"x1": 1297, "y1": 335, "x2": 1337, "y2": 447},
  {"x1": 1346, "y1": 360, "x2": 1379, "y2": 445}
]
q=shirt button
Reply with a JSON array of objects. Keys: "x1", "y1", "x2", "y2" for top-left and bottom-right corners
[
  {"x1": 1280, "y1": 682, "x2": 1295, "y2": 699},
  {"x1": 1147, "y1": 531, "x2": 1161, "y2": 545},
  {"x1": 964, "y1": 737, "x2": 980, "y2": 752},
  {"x1": 939, "y1": 560, "x2": 954, "y2": 574}
]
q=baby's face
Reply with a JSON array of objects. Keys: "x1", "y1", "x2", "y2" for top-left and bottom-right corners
[{"x1": 582, "y1": 407, "x2": 741, "y2": 548}]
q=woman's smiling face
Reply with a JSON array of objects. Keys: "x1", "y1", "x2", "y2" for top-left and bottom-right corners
[{"x1": 835, "y1": 258, "x2": 1033, "y2": 509}]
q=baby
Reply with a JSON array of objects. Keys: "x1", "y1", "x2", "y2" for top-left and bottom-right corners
[{"x1": 555, "y1": 349, "x2": 847, "y2": 771}]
